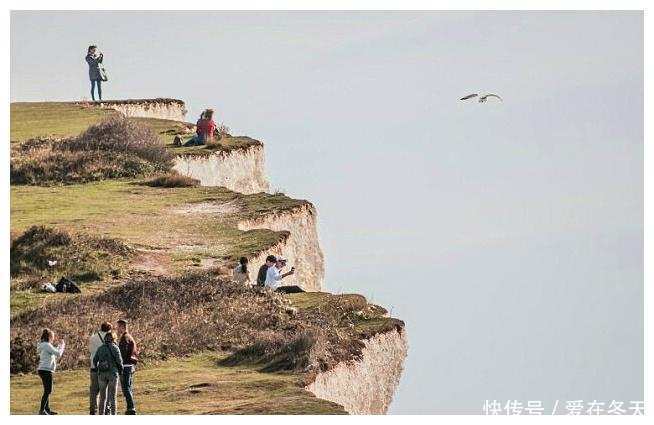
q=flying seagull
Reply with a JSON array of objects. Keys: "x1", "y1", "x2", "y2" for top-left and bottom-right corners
[{"x1": 460, "y1": 93, "x2": 503, "y2": 103}]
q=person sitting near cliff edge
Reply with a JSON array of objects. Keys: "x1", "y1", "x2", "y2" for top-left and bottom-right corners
[
  {"x1": 264, "y1": 257, "x2": 302, "y2": 293},
  {"x1": 184, "y1": 109, "x2": 217, "y2": 147},
  {"x1": 256, "y1": 255, "x2": 277, "y2": 287}
]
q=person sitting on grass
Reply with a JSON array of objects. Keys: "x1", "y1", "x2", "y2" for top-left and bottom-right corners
[
  {"x1": 36, "y1": 328, "x2": 65, "y2": 415},
  {"x1": 92, "y1": 332, "x2": 123, "y2": 415},
  {"x1": 257, "y1": 255, "x2": 277, "y2": 287},
  {"x1": 184, "y1": 109, "x2": 217, "y2": 146},
  {"x1": 264, "y1": 257, "x2": 298, "y2": 292},
  {"x1": 233, "y1": 257, "x2": 250, "y2": 285}
]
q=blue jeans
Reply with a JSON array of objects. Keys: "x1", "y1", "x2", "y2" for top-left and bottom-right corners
[
  {"x1": 91, "y1": 79, "x2": 102, "y2": 101},
  {"x1": 183, "y1": 134, "x2": 206, "y2": 147},
  {"x1": 119, "y1": 365, "x2": 136, "y2": 413}
]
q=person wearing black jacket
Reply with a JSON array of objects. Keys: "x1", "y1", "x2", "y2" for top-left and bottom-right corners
[
  {"x1": 116, "y1": 319, "x2": 138, "y2": 415},
  {"x1": 256, "y1": 255, "x2": 277, "y2": 286}
]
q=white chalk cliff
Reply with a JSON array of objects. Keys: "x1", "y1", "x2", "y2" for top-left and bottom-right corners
[
  {"x1": 173, "y1": 146, "x2": 270, "y2": 195},
  {"x1": 306, "y1": 329, "x2": 408, "y2": 414},
  {"x1": 237, "y1": 203, "x2": 324, "y2": 292},
  {"x1": 103, "y1": 98, "x2": 187, "y2": 121},
  {"x1": 121, "y1": 98, "x2": 407, "y2": 414}
]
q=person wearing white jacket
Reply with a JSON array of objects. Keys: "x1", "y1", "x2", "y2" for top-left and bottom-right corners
[{"x1": 36, "y1": 328, "x2": 65, "y2": 415}]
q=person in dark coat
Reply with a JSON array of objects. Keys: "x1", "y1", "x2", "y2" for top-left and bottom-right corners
[
  {"x1": 257, "y1": 255, "x2": 277, "y2": 287},
  {"x1": 85, "y1": 45, "x2": 104, "y2": 101},
  {"x1": 117, "y1": 319, "x2": 138, "y2": 415}
]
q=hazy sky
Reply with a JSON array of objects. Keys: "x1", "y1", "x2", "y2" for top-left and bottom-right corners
[{"x1": 11, "y1": 11, "x2": 643, "y2": 414}]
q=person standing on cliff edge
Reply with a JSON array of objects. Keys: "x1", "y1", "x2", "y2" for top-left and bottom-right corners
[{"x1": 85, "y1": 45, "x2": 107, "y2": 102}]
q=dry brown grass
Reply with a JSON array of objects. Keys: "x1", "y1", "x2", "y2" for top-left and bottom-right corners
[
  {"x1": 10, "y1": 225, "x2": 133, "y2": 284},
  {"x1": 144, "y1": 173, "x2": 200, "y2": 188},
  {"x1": 11, "y1": 116, "x2": 173, "y2": 185},
  {"x1": 10, "y1": 272, "x2": 403, "y2": 377}
]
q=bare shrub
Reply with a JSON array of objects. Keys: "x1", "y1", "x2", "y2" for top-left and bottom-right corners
[
  {"x1": 10, "y1": 225, "x2": 132, "y2": 282},
  {"x1": 144, "y1": 173, "x2": 200, "y2": 188},
  {"x1": 61, "y1": 115, "x2": 172, "y2": 166},
  {"x1": 10, "y1": 336, "x2": 37, "y2": 374},
  {"x1": 11, "y1": 116, "x2": 173, "y2": 185},
  {"x1": 216, "y1": 123, "x2": 231, "y2": 138},
  {"x1": 9, "y1": 272, "x2": 388, "y2": 374}
]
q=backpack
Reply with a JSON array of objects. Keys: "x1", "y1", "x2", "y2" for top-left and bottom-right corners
[
  {"x1": 96, "y1": 344, "x2": 121, "y2": 373},
  {"x1": 55, "y1": 277, "x2": 81, "y2": 293}
]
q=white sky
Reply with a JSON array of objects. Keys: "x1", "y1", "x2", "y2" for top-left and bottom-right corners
[{"x1": 11, "y1": 11, "x2": 643, "y2": 413}]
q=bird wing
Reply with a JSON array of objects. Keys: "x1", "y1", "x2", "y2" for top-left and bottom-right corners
[
  {"x1": 483, "y1": 94, "x2": 503, "y2": 101},
  {"x1": 460, "y1": 93, "x2": 478, "y2": 101}
]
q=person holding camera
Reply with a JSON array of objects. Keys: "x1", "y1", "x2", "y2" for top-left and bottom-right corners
[
  {"x1": 264, "y1": 257, "x2": 296, "y2": 290},
  {"x1": 92, "y1": 332, "x2": 123, "y2": 415},
  {"x1": 36, "y1": 328, "x2": 65, "y2": 415},
  {"x1": 85, "y1": 45, "x2": 105, "y2": 101}
]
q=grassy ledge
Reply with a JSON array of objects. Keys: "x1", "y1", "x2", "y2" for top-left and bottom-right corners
[{"x1": 9, "y1": 100, "x2": 404, "y2": 415}]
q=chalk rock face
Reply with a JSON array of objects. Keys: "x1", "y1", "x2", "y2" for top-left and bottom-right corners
[
  {"x1": 306, "y1": 329, "x2": 408, "y2": 414},
  {"x1": 103, "y1": 98, "x2": 187, "y2": 121},
  {"x1": 173, "y1": 146, "x2": 270, "y2": 195},
  {"x1": 238, "y1": 203, "x2": 324, "y2": 292}
]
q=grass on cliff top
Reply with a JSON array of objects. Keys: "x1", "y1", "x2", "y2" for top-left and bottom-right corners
[
  {"x1": 10, "y1": 180, "x2": 308, "y2": 314},
  {"x1": 10, "y1": 102, "x2": 261, "y2": 157},
  {"x1": 10, "y1": 352, "x2": 346, "y2": 415},
  {"x1": 131, "y1": 117, "x2": 262, "y2": 156},
  {"x1": 10, "y1": 102, "x2": 116, "y2": 143}
]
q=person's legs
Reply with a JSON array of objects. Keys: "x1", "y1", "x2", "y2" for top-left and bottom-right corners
[
  {"x1": 275, "y1": 285, "x2": 305, "y2": 294},
  {"x1": 38, "y1": 370, "x2": 52, "y2": 414},
  {"x1": 90, "y1": 80, "x2": 96, "y2": 101},
  {"x1": 107, "y1": 375, "x2": 118, "y2": 415},
  {"x1": 89, "y1": 369, "x2": 99, "y2": 414},
  {"x1": 120, "y1": 366, "x2": 136, "y2": 414},
  {"x1": 96, "y1": 79, "x2": 102, "y2": 101},
  {"x1": 97, "y1": 374, "x2": 109, "y2": 415},
  {"x1": 183, "y1": 135, "x2": 197, "y2": 147}
]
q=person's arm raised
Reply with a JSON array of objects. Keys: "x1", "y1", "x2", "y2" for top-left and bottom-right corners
[{"x1": 281, "y1": 268, "x2": 296, "y2": 279}]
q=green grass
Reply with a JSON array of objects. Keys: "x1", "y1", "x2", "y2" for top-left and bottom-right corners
[
  {"x1": 10, "y1": 352, "x2": 346, "y2": 415},
  {"x1": 287, "y1": 292, "x2": 404, "y2": 339},
  {"x1": 10, "y1": 102, "x2": 116, "y2": 143},
  {"x1": 10, "y1": 180, "x2": 307, "y2": 313},
  {"x1": 10, "y1": 103, "x2": 261, "y2": 158}
]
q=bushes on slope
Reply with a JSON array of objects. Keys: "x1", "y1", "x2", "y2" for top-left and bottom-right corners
[{"x1": 11, "y1": 116, "x2": 173, "y2": 185}]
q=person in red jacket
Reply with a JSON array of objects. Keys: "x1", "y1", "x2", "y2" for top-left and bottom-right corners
[
  {"x1": 184, "y1": 109, "x2": 217, "y2": 146},
  {"x1": 196, "y1": 109, "x2": 217, "y2": 144},
  {"x1": 116, "y1": 319, "x2": 138, "y2": 415}
]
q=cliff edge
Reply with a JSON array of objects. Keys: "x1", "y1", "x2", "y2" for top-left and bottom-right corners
[{"x1": 9, "y1": 99, "x2": 406, "y2": 415}]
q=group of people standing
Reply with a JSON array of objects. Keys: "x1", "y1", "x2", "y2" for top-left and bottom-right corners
[
  {"x1": 233, "y1": 255, "x2": 303, "y2": 294},
  {"x1": 36, "y1": 320, "x2": 138, "y2": 415}
]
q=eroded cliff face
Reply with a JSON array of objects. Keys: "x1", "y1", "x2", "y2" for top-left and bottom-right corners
[
  {"x1": 173, "y1": 146, "x2": 270, "y2": 195},
  {"x1": 306, "y1": 328, "x2": 408, "y2": 414},
  {"x1": 103, "y1": 98, "x2": 187, "y2": 121},
  {"x1": 238, "y1": 203, "x2": 324, "y2": 291}
]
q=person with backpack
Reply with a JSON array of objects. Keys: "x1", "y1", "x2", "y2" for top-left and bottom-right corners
[
  {"x1": 89, "y1": 322, "x2": 112, "y2": 415},
  {"x1": 117, "y1": 319, "x2": 138, "y2": 415},
  {"x1": 36, "y1": 328, "x2": 65, "y2": 415},
  {"x1": 92, "y1": 332, "x2": 123, "y2": 415},
  {"x1": 257, "y1": 255, "x2": 277, "y2": 287}
]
